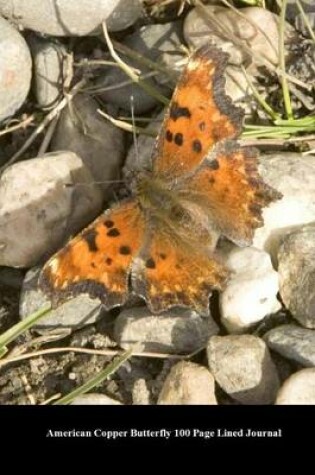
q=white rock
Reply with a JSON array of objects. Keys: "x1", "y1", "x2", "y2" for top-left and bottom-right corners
[
  {"x1": 71, "y1": 394, "x2": 122, "y2": 405},
  {"x1": 207, "y1": 335, "x2": 280, "y2": 404},
  {"x1": 132, "y1": 378, "x2": 151, "y2": 405},
  {"x1": 219, "y1": 245, "x2": 281, "y2": 333},
  {"x1": 254, "y1": 153, "x2": 315, "y2": 259},
  {"x1": 0, "y1": 17, "x2": 32, "y2": 122},
  {"x1": 0, "y1": 0, "x2": 142, "y2": 36},
  {"x1": 0, "y1": 152, "x2": 102, "y2": 267},
  {"x1": 114, "y1": 306, "x2": 219, "y2": 354},
  {"x1": 276, "y1": 368, "x2": 315, "y2": 405},
  {"x1": 158, "y1": 362, "x2": 217, "y2": 405}
]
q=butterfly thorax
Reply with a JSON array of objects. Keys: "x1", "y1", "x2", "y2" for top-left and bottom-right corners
[{"x1": 135, "y1": 172, "x2": 217, "y2": 249}]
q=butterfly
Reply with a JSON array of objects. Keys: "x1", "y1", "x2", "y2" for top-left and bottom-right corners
[{"x1": 39, "y1": 45, "x2": 281, "y2": 315}]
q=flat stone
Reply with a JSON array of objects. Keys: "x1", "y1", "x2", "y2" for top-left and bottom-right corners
[
  {"x1": 276, "y1": 368, "x2": 315, "y2": 405},
  {"x1": 114, "y1": 306, "x2": 219, "y2": 354},
  {"x1": 264, "y1": 324, "x2": 315, "y2": 367}
]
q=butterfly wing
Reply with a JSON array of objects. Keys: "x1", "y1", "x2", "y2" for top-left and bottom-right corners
[
  {"x1": 39, "y1": 200, "x2": 145, "y2": 309},
  {"x1": 178, "y1": 141, "x2": 282, "y2": 246},
  {"x1": 152, "y1": 45, "x2": 243, "y2": 178},
  {"x1": 131, "y1": 228, "x2": 228, "y2": 315}
]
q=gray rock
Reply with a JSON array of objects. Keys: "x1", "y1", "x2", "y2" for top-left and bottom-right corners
[
  {"x1": 114, "y1": 306, "x2": 219, "y2": 354},
  {"x1": 0, "y1": 152, "x2": 102, "y2": 267},
  {"x1": 278, "y1": 226, "x2": 315, "y2": 328},
  {"x1": 71, "y1": 394, "x2": 122, "y2": 405},
  {"x1": 29, "y1": 36, "x2": 67, "y2": 109},
  {"x1": 0, "y1": 17, "x2": 32, "y2": 122},
  {"x1": 20, "y1": 267, "x2": 103, "y2": 330},
  {"x1": 207, "y1": 335, "x2": 280, "y2": 404},
  {"x1": 95, "y1": 22, "x2": 182, "y2": 114},
  {"x1": 0, "y1": 0, "x2": 142, "y2": 36},
  {"x1": 264, "y1": 324, "x2": 315, "y2": 367},
  {"x1": 219, "y1": 245, "x2": 280, "y2": 333},
  {"x1": 51, "y1": 94, "x2": 125, "y2": 198},
  {"x1": 158, "y1": 362, "x2": 217, "y2": 405},
  {"x1": 253, "y1": 153, "x2": 315, "y2": 259},
  {"x1": 276, "y1": 368, "x2": 315, "y2": 405}
]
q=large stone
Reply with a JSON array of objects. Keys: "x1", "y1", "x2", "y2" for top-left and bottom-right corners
[
  {"x1": 0, "y1": 0, "x2": 143, "y2": 36},
  {"x1": 158, "y1": 362, "x2": 217, "y2": 405},
  {"x1": 114, "y1": 306, "x2": 219, "y2": 354},
  {"x1": 0, "y1": 17, "x2": 32, "y2": 122},
  {"x1": 51, "y1": 94, "x2": 125, "y2": 199},
  {"x1": 207, "y1": 335, "x2": 280, "y2": 404},
  {"x1": 219, "y1": 245, "x2": 280, "y2": 333},
  {"x1": 0, "y1": 152, "x2": 102, "y2": 267},
  {"x1": 253, "y1": 153, "x2": 315, "y2": 259},
  {"x1": 276, "y1": 368, "x2": 315, "y2": 405},
  {"x1": 278, "y1": 226, "x2": 315, "y2": 328},
  {"x1": 264, "y1": 324, "x2": 315, "y2": 367}
]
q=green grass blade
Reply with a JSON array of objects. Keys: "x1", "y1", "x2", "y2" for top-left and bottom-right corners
[
  {"x1": 53, "y1": 346, "x2": 136, "y2": 405},
  {"x1": 0, "y1": 303, "x2": 51, "y2": 354}
]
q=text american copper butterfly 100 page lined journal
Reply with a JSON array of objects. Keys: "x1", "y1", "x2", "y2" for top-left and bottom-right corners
[{"x1": 39, "y1": 45, "x2": 282, "y2": 315}]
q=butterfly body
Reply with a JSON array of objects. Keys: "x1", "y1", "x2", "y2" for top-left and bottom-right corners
[{"x1": 39, "y1": 46, "x2": 282, "y2": 315}]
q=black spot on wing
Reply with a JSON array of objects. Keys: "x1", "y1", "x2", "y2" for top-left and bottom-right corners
[
  {"x1": 192, "y1": 139, "x2": 202, "y2": 153},
  {"x1": 119, "y1": 245, "x2": 131, "y2": 255},
  {"x1": 170, "y1": 101, "x2": 191, "y2": 121},
  {"x1": 145, "y1": 258, "x2": 156, "y2": 269},
  {"x1": 208, "y1": 159, "x2": 219, "y2": 170},
  {"x1": 107, "y1": 228, "x2": 120, "y2": 237},
  {"x1": 174, "y1": 133, "x2": 183, "y2": 146},
  {"x1": 82, "y1": 228, "x2": 98, "y2": 252}
]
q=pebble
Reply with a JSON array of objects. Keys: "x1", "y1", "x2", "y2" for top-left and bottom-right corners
[
  {"x1": 0, "y1": 17, "x2": 32, "y2": 122},
  {"x1": 219, "y1": 245, "x2": 281, "y2": 333},
  {"x1": 278, "y1": 226, "x2": 315, "y2": 329},
  {"x1": 132, "y1": 378, "x2": 151, "y2": 405},
  {"x1": 70, "y1": 393, "x2": 122, "y2": 405},
  {"x1": 0, "y1": 0, "x2": 143, "y2": 36},
  {"x1": 0, "y1": 152, "x2": 102, "y2": 267},
  {"x1": 20, "y1": 267, "x2": 104, "y2": 331},
  {"x1": 184, "y1": 6, "x2": 296, "y2": 67},
  {"x1": 29, "y1": 36, "x2": 67, "y2": 109},
  {"x1": 207, "y1": 335, "x2": 279, "y2": 404},
  {"x1": 95, "y1": 22, "x2": 182, "y2": 114},
  {"x1": 253, "y1": 153, "x2": 315, "y2": 259},
  {"x1": 264, "y1": 324, "x2": 315, "y2": 367},
  {"x1": 276, "y1": 368, "x2": 315, "y2": 405},
  {"x1": 114, "y1": 306, "x2": 219, "y2": 354},
  {"x1": 158, "y1": 362, "x2": 217, "y2": 405},
  {"x1": 51, "y1": 94, "x2": 125, "y2": 199}
]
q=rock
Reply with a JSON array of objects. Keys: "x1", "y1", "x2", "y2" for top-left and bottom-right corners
[
  {"x1": 207, "y1": 335, "x2": 279, "y2": 404},
  {"x1": 114, "y1": 306, "x2": 219, "y2": 354},
  {"x1": 51, "y1": 94, "x2": 125, "y2": 199},
  {"x1": 132, "y1": 378, "x2": 151, "y2": 405},
  {"x1": 253, "y1": 153, "x2": 315, "y2": 259},
  {"x1": 0, "y1": 152, "x2": 102, "y2": 267},
  {"x1": 0, "y1": 17, "x2": 32, "y2": 122},
  {"x1": 219, "y1": 245, "x2": 281, "y2": 333},
  {"x1": 264, "y1": 324, "x2": 315, "y2": 367},
  {"x1": 20, "y1": 267, "x2": 103, "y2": 331},
  {"x1": 295, "y1": 12, "x2": 315, "y2": 38},
  {"x1": 70, "y1": 393, "x2": 122, "y2": 405},
  {"x1": 276, "y1": 368, "x2": 315, "y2": 405},
  {"x1": 0, "y1": 0, "x2": 143, "y2": 36},
  {"x1": 95, "y1": 22, "x2": 182, "y2": 114},
  {"x1": 278, "y1": 226, "x2": 315, "y2": 328},
  {"x1": 0, "y1": 267, "x2": 24, "y2": 290},
  {"x1": 158, "y1": 362, "x2": 217, "y2": 405},
  {"x1": 184, "y1": 6, "x2": 296, "y2": 67},
  {"x1": 29, "y1": 36, "x2": 67, "y2": 109}
]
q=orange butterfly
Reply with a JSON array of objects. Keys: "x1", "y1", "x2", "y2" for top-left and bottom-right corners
[{"x1": 39, "y1": 46, "x2": 281, "y2": 315}]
